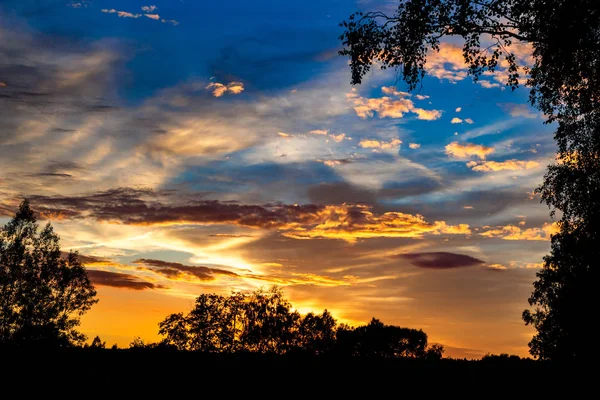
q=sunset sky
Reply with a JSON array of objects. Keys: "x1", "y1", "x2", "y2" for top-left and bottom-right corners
[{"x1": 0, "y1": 0, "x2": 557, "y2": 358}]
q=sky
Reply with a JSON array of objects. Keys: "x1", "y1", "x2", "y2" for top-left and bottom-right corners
[{"x1": 0, "y1": 0, "x2": 557, "y2": 358}]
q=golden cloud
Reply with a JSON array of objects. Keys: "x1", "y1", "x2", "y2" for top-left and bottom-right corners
[
  {"x1": 329, "y1": 133, "x2": 346, "y2": 142},
  {"x1": 206, "y1": 81, "x2": 245, "y2": 97},
  {"x1": 348, "y1": 87, "x2": 442, "y2": 120},
  {"x1": 409, "y1": 143, "x2": 421, "y2": 149},
  {"x1": 467, "y1": 159, "x2": 540, "y2": 172},
  {"x1": 281, "y1": 204, "x2": 471, "y2": 242},
  {"x1": 445, "y1": 142, "x2": 495, "y2": 160},
  {"x1": 480, "y1": 222, "x2": 559, "y2": 241},
  {"x1": 359, "y1": 138, "x2": 402, "y2": 150}
]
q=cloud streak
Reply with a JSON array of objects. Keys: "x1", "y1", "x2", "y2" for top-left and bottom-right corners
[{"x1": 19, "y1": 188, "x2": 471, "y2": 242}]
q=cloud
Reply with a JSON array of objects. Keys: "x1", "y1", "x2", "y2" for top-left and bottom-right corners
[
  {"x1": 466, "y1": 159, "x2": 541, "y2": 172},
  {"x1": 348, "y1": 87, "x2": 441, "y2": 120},
  {"x1": 415, "y1": 95, "x2": 430, "y2": 100},
  {"x1": 141, "y1": 5, "x2": 157, "y2": 12},
  {"x1": 455, "y1": 107, "x2": 462, "y2": 112},
  {"x1": 426, "y1": 43, "x2": 468, "y2": 82},
  {"x1": 380, "y1": 86, "x2": 410, "y2": 97},
  {"x1": 22, "y1": 188, "x2": 470, "y2": 242},
  {"x1": 359, "y1": 138, "x2": 402, "y2": 150},
  {"x1": 409, "y1": 143, "x2": 421, "y2": 149},
  {"x1": 278, "y1": 132, "x2": 291, "y2": 138},
  {"x1": 329, "y1": 133, "x2": 347, "y2": 142},
  {"x1": 87, "y1": 270, "x2": 158, "y2": 290},
  {"x1": 425, "y1": 42, "x2": 533, "y2": 87},
  {"x1": 395, "y1": 252, "x2": 485, "y2": 269},
  {"x1": 451, "y1": 117, "x2": 463, "y2": 124},
  {"x1": 101, "y1": 9, "x2": 141, "y2": 18},
  {"x1": 134, "y1": 258, "x2": 238, "y2": 281},
  {"x1": 477, "y1": 80, "x2": 501, "y2": 89},
  {"x1": 206, "y1": 81, "x2": 245, "y2": 97},
  {"x1": 465, "y1": 118, "x2": 474, "y2": 124},
  {"x1": 280, "y1": 205, "x2": 471, "y2": 242},
  {"x1": 309, "y1": 129, "x2": 328, "y2": 135},
  {"x1": 161, "y1": 19, "x2": 179, "y2": 26},
  {"x1": 480, "y1": 222, "x2": 559, "y2": 241},
  {"x1": 144, "y1": 14, "x2": 160, "y2": 20},
  {"x1": 445, "y1": 142, "x2": 495, "y2": 160},
  {"x1": 499, "y1": 103, "x2": 539, "y2": 119}
]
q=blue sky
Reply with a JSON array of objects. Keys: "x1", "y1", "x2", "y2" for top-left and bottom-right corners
[{"x1": 0, "y1": 0, "x2": 557, "y2": 357}]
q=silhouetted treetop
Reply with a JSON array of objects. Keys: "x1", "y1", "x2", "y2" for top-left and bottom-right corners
[
  {"x1": 0, "y1": 200, "x2": 98, "y2": 347},
  {"x1": 158, "y1": 287, "x2": 442, "y2": 359}
]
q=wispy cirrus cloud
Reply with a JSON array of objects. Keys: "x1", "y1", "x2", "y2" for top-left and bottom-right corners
[
  {"x1": 467, "y1": 159, "x2": 541, "y2": 172},
  {"x1": 480, "y1": 222, "x2": 559, "y2": 241},
  {"x1": 101, "y1": 9, "x2": 141, "y2": 18}
]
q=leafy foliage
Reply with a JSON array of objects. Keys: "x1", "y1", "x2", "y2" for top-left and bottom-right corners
[
  {"x1": 159, "y1": 287, "x2": 442, "y2": 358},
  {"x1": 339, "y1": 0, "x2": 600, "y2": 361},
  {"x1": 0, "y1": 200, "x2": 98, "y2": 347}
]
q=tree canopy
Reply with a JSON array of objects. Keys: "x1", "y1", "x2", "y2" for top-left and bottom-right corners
[
  {"x1": 0, "y1": 200, "x2": 98, "y2": 347},
  {"x1": 158, "y1": 287, "x2": 443, "y2": 359},
  {"x1": 339, "y1": 0, "x2": 600, "y2": 361}
]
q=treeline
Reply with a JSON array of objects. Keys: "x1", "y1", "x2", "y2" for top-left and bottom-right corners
[{"x1": 150, "y1": 287, "x2": 444, "y2": 359}]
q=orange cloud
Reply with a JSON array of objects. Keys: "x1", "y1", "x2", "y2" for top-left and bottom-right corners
[
  {"x1": 101, "y1": 9, "x2": 141, "y2": 18},
  {"x1": 409, "y1": 143, "x2": 421, "y2": 149},
  {"x1": 359, "y1": 138, "x2": 402, "y2": 150},
  {"x1": 480, "y1": 222, "x2": 559, "y2": 241},
  {"x1": 348, "y1": 87, "x2": 442, "y2": 120},
  {"x1": 445, "y1": 142, "x2": 495, "y2": 160},
  {"x1": 451, "y1": 117, "x2": 463, "y2": 124},
  {"x1": 467, "y1": 159, "x2": 540, "y2": 172},
  {"x1": 329, "y1": 133, "x2": 346, "y2": 142},
  {"x1": 27, "y1": 190, "x2": 470, "y2": 242},
  {"x1": 426, "y1": 43, "x2": 468, "y2": 82},
  {"x1": 206, "y1": 81, "x2": 244, "y2": 97},
  {"x1": 309, "y1": 129, "x2": 328, "y2": 135},
  {"x1": 282, "y1": 204, "x2": 471, "y2": 242}
]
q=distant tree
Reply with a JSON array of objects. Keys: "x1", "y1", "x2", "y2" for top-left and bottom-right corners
[
  {"x1": 335, "y1": 318, "x2": 433, "y2": 359},
  {"x1": 0, "y1": 200, "x2": 98, "y2": 347},
  {"x1": 87, "y1": 335, "x2": 106, "y2": 349},
  {"x1": 129, "y1": 336, "x2": 147, "y2": 349},
  {"x1": 425, "y1": 343, "x2": 445, "y2": 360},
  {"x1": 158, "y1": 312, "x2": 190, "y2": 351},
  {"x1": 339, "y1": 0, "x2": 600, "y2": 361},
  {"x1": 297, "y1": 310, "x2": 337, "y2": 355}
]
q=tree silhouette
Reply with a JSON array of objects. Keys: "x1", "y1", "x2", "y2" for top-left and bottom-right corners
[
  {"x1": 159, "y1": 287, "x2": 442, "y2": 359},
  {"x1": 335, "y1": 318, "x2": 431, "y2": 358},
  {"x1": 0, "y1": 200, "x2": 98, "y2": 347},
  {"x1": 339, "y1": 0, "x2": 600, "y2": 361},
  {"x1": 297, "y1": 310, "x2": 336, "y2": 355}
]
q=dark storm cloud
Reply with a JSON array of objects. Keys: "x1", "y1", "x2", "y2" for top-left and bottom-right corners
[
  {"x1": 26, "y1": 187, "x2": 324, "y2": 228},
  {"x1": 134, "y1": 258, "x2": 238, "y2": 281},
  {"x1": 396, "y1": 252, "x2": 486, "y2": 269},
  {"x1": 87, "y1": 270, "x2": 158, "y2": 290}
]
